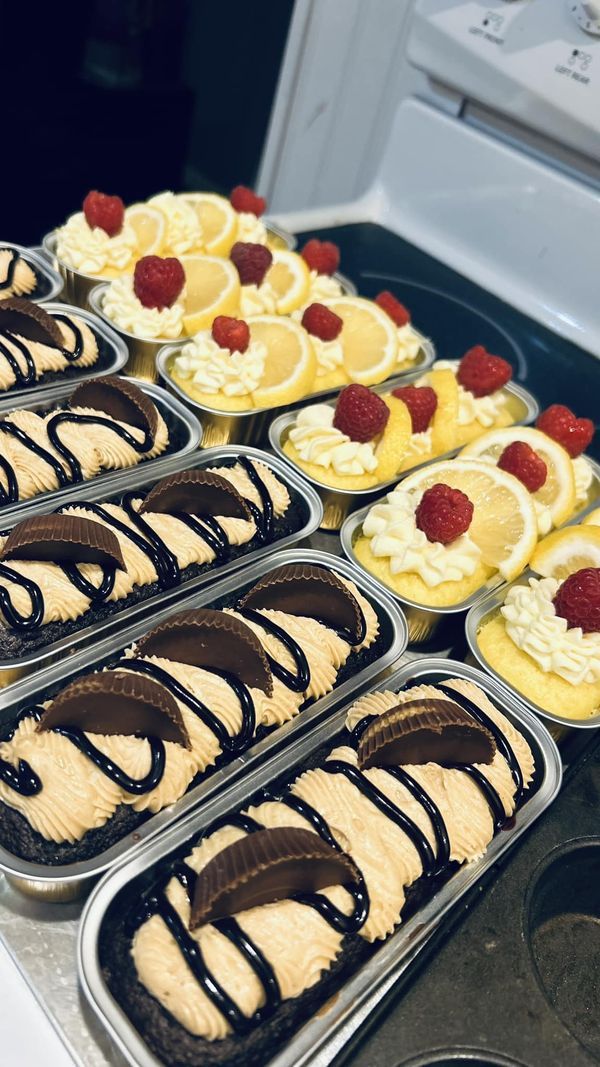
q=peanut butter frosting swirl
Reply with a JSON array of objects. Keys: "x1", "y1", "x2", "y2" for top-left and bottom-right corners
[
  {"x1": 129, "y1": 678, "x2": 533, "y2": 1041},
  {"x1": 0, "y1": 568, "x2": 377, "y2": 845},
  {"x1": 0, "y1": 250, "x2": 36, "y2": 300},
  {"x1": 0, "y1": 309, "x2": 98, "y2": 392}
]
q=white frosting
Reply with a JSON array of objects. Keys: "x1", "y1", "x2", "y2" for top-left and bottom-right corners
[
  {"x1": 502, "y1": 576, "x2": 600, "y2": 685},
  {"x1": 408, "y1": 429, "x2": 433, "y2": 457},
  {"x1": 148, "y1": 192, "x2": 201, "y2": 254},
  {"x1": 239, "y1": 281, "x2": 279, "y2": 316},
  {"x1": 362, "y1": 486, "x2": 481, "y2": 587},
  {"x1": 56, "y1": 212, "x2": 137, "y2": 274},
  {"x1": 312, "y1": 335, "x2": 344, "y2": 375},
  {"x1": 573, "y1": 455, "x2": 593, "y2": 506},
  {"x1": 306, "y1": 269, "x2": 344, "y2": 303},
  {"x1": 396, "y1": 323, "x2": 422, "y2": 365},
  {"x1": 236, "y1": 212, "x2": 268, "y2": 244},
  {"x1": 289, "y1": 404, "x2": 378, "y2": 476},
  {"x1": 173, "y1": 332, "x2": 267, "y2": 397},
  {"x1": 434, "y1": 360, "x2": 507, "y2": 427},
  {"x1": 102, "y1": 275, "x2": 184, "y2": 339}
]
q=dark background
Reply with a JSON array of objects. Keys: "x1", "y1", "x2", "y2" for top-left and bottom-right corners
[{"x1": 1, "y1": 0, "x2": 293, "y2": 244}]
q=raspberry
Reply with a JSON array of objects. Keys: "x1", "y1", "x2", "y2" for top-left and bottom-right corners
[
  {"x1": 212, "y1": 315, "x2": 250, "y2": 354},
  {"x1": 230, "y1": 185, "x2": 266, "y2": 217},
  {"x1": 456, "y1": 345, "x2": 512, "y2": 398},
  {"x1": 391, "y1": 385, "x2": 437, "y2": 433},
  {"x1": 415, "y1": 483, "x2": 474, "y2": 545},
  {"x1": 133, "y1": 255, "x2": 185, "y2": 310},
  {"x1": 230, "y1": 242, "x2": 273, "y2": 286},
  {"x1": 536, "y1": 404, "x2": 594, "y2": 459},
  {"x1": 82, "y1": 190, "x2": 125, "y2": 237},
  {"x1": 497, "y1": 441, "x2": 547, "y2": 493},
  {"x1": 553, "y1": 567, "x2": 600, "y2": 633},
  {"x1": 333, "y1": 384, "x2": 389, "y2": 443},
  {"x1": 375, "y1": 290, "x2": 411, "y2": 328},
  {"x1": 300, "y1": 239, "x2": 340, "y2": 276},
  {"x1": 301, "y1": 302, "x2": 343, "y2": 342}
]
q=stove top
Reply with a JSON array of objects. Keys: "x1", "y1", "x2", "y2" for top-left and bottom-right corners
[{"x1": 297, "y1": 222, "x2": 600, "y2": 462}]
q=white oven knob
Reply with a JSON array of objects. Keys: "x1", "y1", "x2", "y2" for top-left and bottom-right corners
[{"x1": 568, "y1": 1, "x2": 600, "y2": 34}]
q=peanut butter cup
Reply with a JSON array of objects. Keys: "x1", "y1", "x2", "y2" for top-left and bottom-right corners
[
  {"x1": 139, "y1": 469, "x2": 252, "y2": 520},
  {"x1": 0, "y1": 513, "x2": 125, "y2": 569},
  {"x1": 0, "y1": 297, "x2": 63, "y2": 347},
  {"x1": 135, "y1": 608, "x2": 272, "y2": 694},
  {"x1": 190, "y1": 826, "x2": 360, "y2": 928},
  {"x1": 358, "y1": 698, "x2": 496, "y2": 769},
  {"x1": 37, "y1": 670, "x2": 190, "y2": 747},
  {"x1": 69, "y1": 376, "x2": 158, "y2": 439},
  {"x1": 238, "y1": 564, "x2": 365, "y2": 644}
]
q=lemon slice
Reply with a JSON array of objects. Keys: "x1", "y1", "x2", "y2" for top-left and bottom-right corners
[
  {"x1": 249, "y1": 315, "x2": 317, "y2": 408},
  {"x1": 400, "y1": 457, "x2": 538, "y2": 581},
  {"x1": 374, "y1": 395, "x2": 414, "y2": 481},
  {"x1": 126, "y1": 203, "x2": 165, "y2": 255},
  {"x1": 264, "y1": 250, "x2": 310, "y2": 315},
  {"x1": 182, "y1": 193, "x2": 238, "y2": 256},
  {"x1": 322, "y1": 296, "x2": 398, "y2": 386},
  {"x1": 583, "y1": 507, "x2": 600, "y2": 527},
  {"x1": 427, "y1": 367, "x2": 459, "y2": 456},
  {"x1": 461, "y1": 425, "x2": 576, "y2": 528},
  {"x1": 180, "y1": 255, "x2": 240, "y2": 335},
  {"x1": 531, "y1": 525, "x2": 600, "y2": 579}
]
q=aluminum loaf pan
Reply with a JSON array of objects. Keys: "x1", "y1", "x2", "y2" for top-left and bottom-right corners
[
  {"x1": 0, "y1": 548, "x2": 407, "y2": 900},
  {"x1": 0, "y1": 241, "x2": 63, "y2": 303},
  {"x1": 77, "y1": 656, "x2": 561, "y2": 1067},
  {"x1": 0, "y1": 376, "x2": 202, "y2": 524},
  {"x1": 269, "y1": 371, "x2": 539, "y2": 530},
  {"x1": 0, "y1": 446, "x2": 324, "y2": 688}
]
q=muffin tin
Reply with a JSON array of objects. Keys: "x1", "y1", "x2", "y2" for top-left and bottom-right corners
[
  {"x1": 0, "y1": 242, "x2": 63, "y2": 303},
  {"x1": 77, "y1": 657, "x2": 561, "y2": 1067},
  {"x1": 270, "y1": 372, "x2": 538, "y2": 530},
  {"x1": 0, "y1": 548, "x2": 406, "y2": 902},
  {"x1": 0, "y1": 376, "x2": 201, "y2": 522},
  {"x1": 0, "y1": 300, "x2": 129, "y2": 403},
  {"x1": 0, "y1": 447, "x2": 322, "y2": 687}
]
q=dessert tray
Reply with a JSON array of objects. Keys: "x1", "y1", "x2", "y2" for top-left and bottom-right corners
[
  {"x1": 0, "y1": 242, "x2": 63, "y2": 304},
  {"x1": 0, "y1": 448, "x2": 323, "y2": 687},
  {"x1": 77, "y1": 657, "x2": 561, "y2": 1067}
]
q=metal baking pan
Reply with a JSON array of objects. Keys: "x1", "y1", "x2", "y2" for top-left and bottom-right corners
[
  {"x1": 0, "y1": 376, "x2": 202, "y2": 522},
  {"x1": 0, "y1": 548, "x2": 406, "y2": 902},
  {"x1": 155, "y1": 328, "x2": 435, "y2": 450},
  {"x1": 88, "y1": 267, "x2": 358, "y2": 387},
  {"x1": 77, "y1": 656, "x2": 561, "y2": 1067},
  {"x1": 0, "y1": 241, "x2": 63, "y2": 303},
  {"x1": 270, "y1": 372, "x2": 538, "y2": 530},
  {"x1": 466, "y1": 574, "x2": 600, "y2": 732},
  {"x1": 0, "y1": 447, "x2": 324, "y2": 688},
  {"x1": 0, "y1": 300, "x2": 129, "y2": 405}
]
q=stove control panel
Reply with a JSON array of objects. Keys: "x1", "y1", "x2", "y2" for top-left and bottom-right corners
[{"x1": 408, "y1": 0, "x2": 600, "y2": 161}]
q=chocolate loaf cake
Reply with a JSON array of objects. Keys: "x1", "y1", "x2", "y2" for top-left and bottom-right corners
[
  {"x1": 0, "y1": 563, "x2": 382, "y2": 866},
  {"x1": 99, "y1": 677, "x2": 536, "y2": 1067}
]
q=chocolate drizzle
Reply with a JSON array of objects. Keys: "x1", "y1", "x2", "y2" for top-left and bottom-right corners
[
  {"x1": 0, "y1": 300, "x2": 88, "y2": 389},
  {"x1": 0, "y1": 250, "x2": 18, "y2": 293}
]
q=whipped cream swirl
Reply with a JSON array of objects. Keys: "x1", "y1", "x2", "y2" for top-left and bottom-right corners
[
  {"x1": 173, "y1": 332, "x2": 267, "y2": 397},
  {"x1": 102, "y1": 276, "x2": 184, "y2": 339},
  {"x1": 502, "y1": 576, "x2": 600, "y2": 685},
  {"x1": 236, "y1": 212, "x2": 268, "y2": 245},
  {"x1": 362, "y1": 486, "x2": 481, "y2": 587},
  {"x1": 148, "y1": 192, "x2": 201, "y2": 254},
  {"x1": 56, "y1": 212, "x2": 137, "y2": 275},
  {"x1": 434, "y1": 360, "x2": 507, "y2": 427},
  {"x1": 240, "y1": 281, "x2": 279, "y2": 316},
  {"x1": 573, "y1": 455, "x2": 593, "y2": 506},
  {"x1": 306, "y1": 270, "x2": 344, "y2": 303},
  {"x1": 396, "y1": 323, "x2": 422, "y2": 365},
  {"x1": 289, "y1": 404, "x2": 378, "y2": 476}
]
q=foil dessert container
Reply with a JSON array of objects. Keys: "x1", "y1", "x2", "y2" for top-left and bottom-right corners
[
  {"x1": 155, "y1": 327, "x2": 435, "y2": 451},
  {"x1": 78, "y1": 656, "x2": 561, "y2": 1067},
  {"x1": 0, "y1": 300, "x2": 129, "y2": 404},
  {"x1": 0, "y1": 548, "x2": 407, "y2": 902},
  {"x1": 0, "y1": 241, "x2": 63, "y2": 303},
  {"x1": 89, "y1": 268, "x2": 358, "y2": 387},
  {"x1": 0, "y1": 447, "x2": 324, "y2": 688},
  {"x1": 0, "y1": 376, "x2": 202, "y2": 523},
  {"x1": 43, "y1": 220, "x2": 297, "y2": 315},
  {"x1": 466, "y1": 574, "x2": 600, "y2": 732},
  {"x1": 270, "y1": 372, "x2": 538, "y2": 530}
]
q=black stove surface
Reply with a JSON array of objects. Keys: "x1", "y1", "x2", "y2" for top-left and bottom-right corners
[{"x1": 297, "y1": 223, "x2": 600, "y2": 460}]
